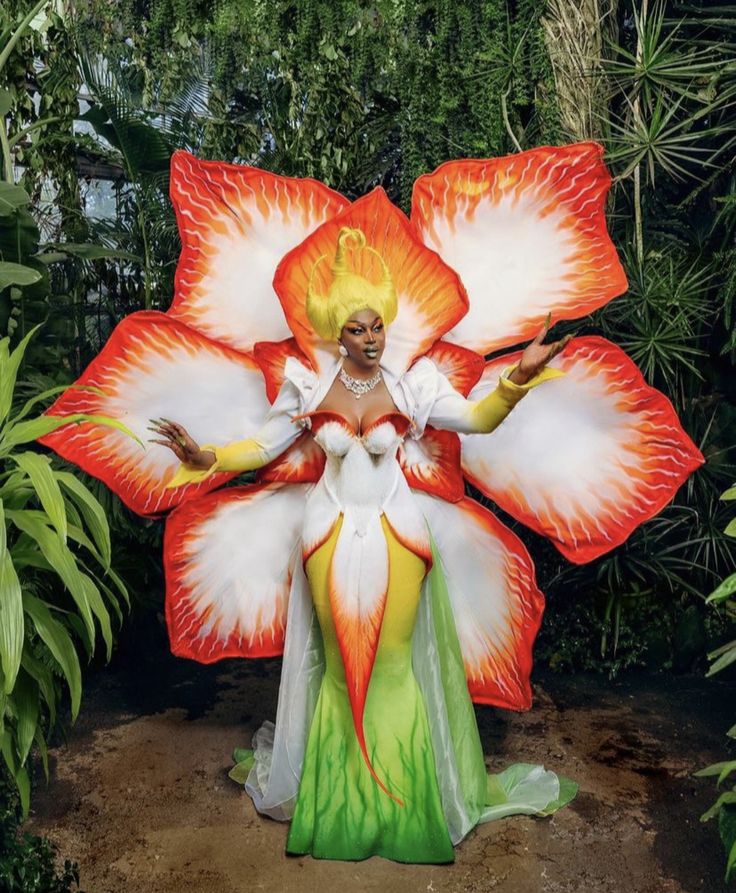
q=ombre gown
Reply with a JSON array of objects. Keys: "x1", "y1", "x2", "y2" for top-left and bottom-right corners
[{"x1": 231, "y1": 355, "x2": 573, "y2": 862}]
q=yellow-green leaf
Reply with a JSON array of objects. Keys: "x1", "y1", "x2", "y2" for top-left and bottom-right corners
[
  {"x1": 1, "y1": 412, "x2": 143, "y2": 451},
  {"x1": 57, "y1": 471, "x2": 111, "y2": 569},
  {"x1": 21, "y1": 648, "x2": 56, "y2": 727},
  {"x1": 7, "y1": 510, "x2": 95, "y2": 647},
  {"x1": 80, "y1": 572, "x2": 113, "y2": 662},
  {"x1": 706, "y1": 572, "x2": 736, "y2": 604},
  {"x1": 0, "y1": 499, "x2": 24, "y2": 694},
  {"x1": 0, "y1": 326, "x2": 40, "y2": 425},
  {"x1": 12, "y1": 451, "x2": 67, "y2": 541},
  {"x1": 23, "y1": 592, "x2": 82, "y2": 720},
  {"x1": 13, "y1": 667, "x2": 38, "y2": 765}
]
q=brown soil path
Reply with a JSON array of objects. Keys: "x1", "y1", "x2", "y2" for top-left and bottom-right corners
[{"x1": 26, "y1": 615, "x2": 733, "y2": 893}]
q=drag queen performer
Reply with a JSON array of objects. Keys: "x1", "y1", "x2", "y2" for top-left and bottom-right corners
[
  {"x1": 151, "y1": 226, "x2": 571, "y2": 862},
  {"x1": 42, "y1": 142, "x2": 704, "y2": 864}
]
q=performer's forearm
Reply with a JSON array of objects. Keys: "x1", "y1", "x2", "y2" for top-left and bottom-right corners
[
  {"x1": 467, "y1": 364, "x2": 566, "y2": 434},
  {"x1": 467, "y1": 382, "x2": 525, "y2": 433},
  {"x1": 204, "y1": 438, "x2": 270, "y2": 472},
  {"x1": 196, "y1": 448, "x2": 216, "y2": 468},
  {"x1": 166, "y1": 437, "x2": 270, "y2": 488}
]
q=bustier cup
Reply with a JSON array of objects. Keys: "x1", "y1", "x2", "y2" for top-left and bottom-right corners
[{"x1": 296, "y1": 410, "x2": 413, "y2": 454}]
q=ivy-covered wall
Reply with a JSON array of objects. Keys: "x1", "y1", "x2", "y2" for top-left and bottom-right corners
[{"x1": 70, "y1": 0, "x2": 562, "y2": 205}]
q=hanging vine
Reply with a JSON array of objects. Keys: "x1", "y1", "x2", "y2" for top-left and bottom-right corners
[{"x1": 67, "y1": 0, "x2": 562, "y2": 206}]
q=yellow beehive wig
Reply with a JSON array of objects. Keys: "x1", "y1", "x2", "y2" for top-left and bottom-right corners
[{"x1": 306, "y1": 227, "x2": 398, "y2": 341}]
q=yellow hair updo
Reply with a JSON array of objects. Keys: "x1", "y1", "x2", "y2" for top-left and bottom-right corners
[{"x1": 305, "y1": 226, "x2": 398, "y2": 341}]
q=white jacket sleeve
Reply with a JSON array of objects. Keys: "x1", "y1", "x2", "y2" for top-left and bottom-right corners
[
  {"x1": 167, "y1": 369, "x2": 309, "y2": 488},
  {"x1": 403, "y1": 356, "x2": 565, "y2": 436}
]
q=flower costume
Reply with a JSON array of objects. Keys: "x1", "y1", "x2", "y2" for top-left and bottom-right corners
[{"x1": 41, "y1": 142, "x2": 704, "y2": 863}]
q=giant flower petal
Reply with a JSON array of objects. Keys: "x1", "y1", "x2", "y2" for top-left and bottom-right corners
[
  {"x1": 411, "y1": 142, "x2": 628, "y2": 354},
  {"x1": 256, "y1": 433, "x2": 325, "y2": 485},
  {"x1": 41, "y1": 312, "x2": 272, "y2": 515},
  {"x1": 460, "y1": 337, "x2": 706, "y2": 563},
  {"x1": 414, "y1": 492, "x2": 544, "y2": 710},
  {"x1": 252, "y1": 336, "x2": 313, "y2": 403},
  {"x1": 169, "y1": 151, "x2": 348, "y2": 353},
  {"x1": 164, "y1": 483, "x2": 306, "y2": 661},
  {"x1": 274, "y1": 188, "x2": 469, "y2": 376},
  {"x1": 400, "y1": 428, "x2": 465, "y2": 502},
  {"x1": 423, "y1": 340, "x2": 484, "y2": 396}
]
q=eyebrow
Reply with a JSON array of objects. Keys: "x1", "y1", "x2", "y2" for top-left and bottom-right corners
[{"x1": 347, "y1": 317, "x2": 382, "y2": 325}]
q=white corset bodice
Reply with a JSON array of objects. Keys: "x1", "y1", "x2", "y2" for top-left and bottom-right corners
[
  {"x1": 299, "y1": 410, "x2": 431, "y2": 565},
  {"x1": 308, "y1": 412, "x2": 411, "y2": 525}
]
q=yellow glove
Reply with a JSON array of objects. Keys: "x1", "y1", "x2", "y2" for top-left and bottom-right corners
[
  {"x1": 166, "y1": 437, "x2": 269, "y2": 488},
  {"x1": 469, "y1": 365, "x2": 566, "y2": 434}
]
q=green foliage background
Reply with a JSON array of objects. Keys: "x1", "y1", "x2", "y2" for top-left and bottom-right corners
[{"x1": 70, "y1": 0, "x2": 563, "y2": 201}]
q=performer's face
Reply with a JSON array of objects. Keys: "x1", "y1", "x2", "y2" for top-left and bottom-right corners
[{"x1": 339, "y1": 308, "x2": 385, "y2": 371}]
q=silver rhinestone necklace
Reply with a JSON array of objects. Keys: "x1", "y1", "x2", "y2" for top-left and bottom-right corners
[{"x1": 339, "y1": 367, "x2": 383, "y2": 399}]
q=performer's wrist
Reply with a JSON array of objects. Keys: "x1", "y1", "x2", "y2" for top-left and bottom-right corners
[
  {"x1": 191, "y1": 448, "x2": 216, "y2": 469},
  {"x1": 506, "y1": 364, "x2": 532, "y2": 386}
]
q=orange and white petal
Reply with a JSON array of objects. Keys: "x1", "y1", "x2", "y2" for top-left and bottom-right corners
[
  {"x1": 169, "y1": 151, "x2": 348, "y2": 353},
  {"x1": 411, "y1": 142, "x2": 628, "y2": 354},
  {"x1": 329, "y1": 510, "x2": 397, "y2": 800},
  {"x1": 273, "y1": 187, "x2": 469, "y2": 376},
  {"x1": 423, "y1": 340, "x2": 485, "y2": 396},
  {"x1": 382, "y1": 475, "x2": 434, "y2": 566},
  {"x1": 40, "y1": 312, "x2": 271, "y2": 515},
  {"x1": 460, "y1": 337, "x2": 706, "y2": 563},
  {"x1": 164, "y1": 483, "x2": 307, "y2": 662},
  {"x1": 414, "y1": 492, "x2": 544, "y2": 710},
  {"x1": 256, "y1": 431, "x2": 325, "y2": 485},
  {"x1": 252, "y1": 337, "x2": 313, "y2": 403},
  {"x1": 399, "y1": 427, "x2": 465, "y2": 502}
]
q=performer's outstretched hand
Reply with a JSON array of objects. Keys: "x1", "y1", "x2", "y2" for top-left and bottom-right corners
[
  {"x1": 508, "y1": 315, "x2": 572, "y2": 385},
  {"x1": 148, "y1": 418, "x2": 214, "y2": 468}
]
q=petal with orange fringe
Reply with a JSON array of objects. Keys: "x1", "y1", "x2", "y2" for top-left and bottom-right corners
[
  {"x1": 328, "y1": 509, "x2": 397, "y2": 801},
  {"x1": 413, "y1": 491, "x2": 545, "y2": 711},
  {"x1": 411, "y1": 142, "x2": 628, "y2": 354},
  {"x1": 40, "y1": 312, "x2": 272, "y2": 515},
  {"x1": 423, "y1": 340, "x2": 485, "y2": 397},
  {"x1": 396, "y1": 342, "x2": 483, "y2": 501},
  {"x1": 399, "y1": 428, "x2": 465, "y2": 503},
  {"x1": 274, "y1": 188, "x2": 469, "y2": 376},
  {"x1": 252, "y1": 337, "x2": 314, "y2": 403},
  {"x1": 256, "y1": 431, "x2": 325, "y2": 485},
  {"x1": 164, "y1": 482, "x2": 307, "y2": 662},
  {"x1": 169, "y1": 151, "x2": 349, "y2": 353},
  {"x1": 460, "y1": 337, "x2": 706, "y2": 564}
]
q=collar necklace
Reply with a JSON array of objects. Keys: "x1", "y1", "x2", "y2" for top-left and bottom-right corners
[{"x1": 339, "y1": 366, "x2": 382, "y2": 399}]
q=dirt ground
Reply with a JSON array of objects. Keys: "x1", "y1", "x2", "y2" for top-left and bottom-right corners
[{"x1": 26, "y1": 612, "x2": 734, "y2": 893}]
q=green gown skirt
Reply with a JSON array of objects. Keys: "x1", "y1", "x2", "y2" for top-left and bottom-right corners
[{"x1": 280, "y1": 516, "x2": 575, "y2": 863}]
